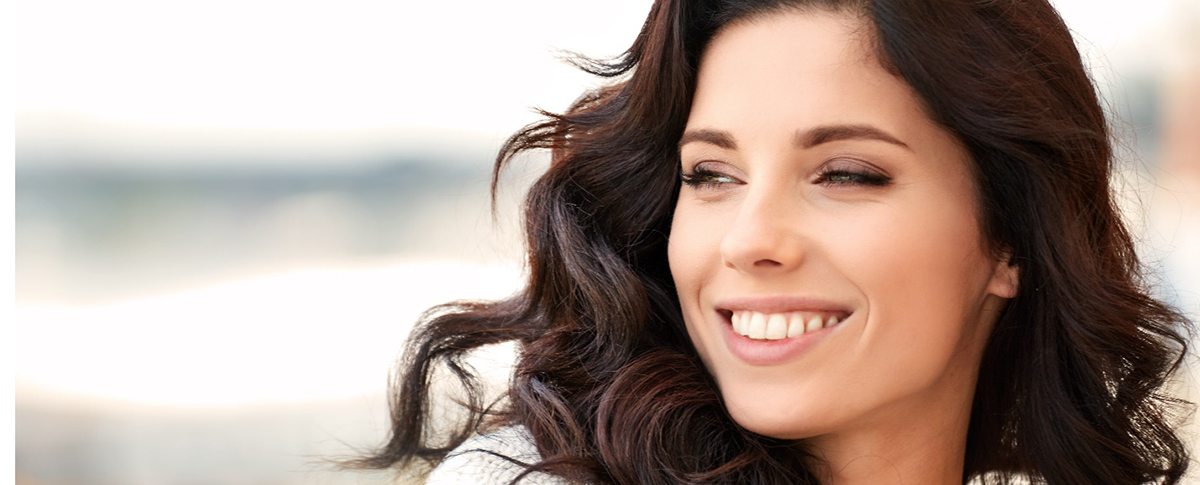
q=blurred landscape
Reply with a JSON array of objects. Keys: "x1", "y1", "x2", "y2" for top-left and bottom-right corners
[
  {"x1": 17, "y1": 155, "x2": 508, "y2": 303},
  {"x1": 16, "y1": 151, "x2": 537, "y2": 485},
  {"x1": 13, "y1": 0, "x2": 1200, "y2": 484}
]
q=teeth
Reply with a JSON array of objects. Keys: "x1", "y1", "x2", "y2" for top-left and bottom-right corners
[
  {"x1": 787, "y1": 313, "x2": 805, "y2": 338},
  {"x1": 747, "y1": 312, "x2": 767, "y2": 339},
  {"x1": 805, "y1": 315, "x2": 822, "y2": 333},
  {"x1": 730, "y1": 311, "x2": 846, "y2": 340},
  {"x1": 765, "y1": 314, "x2": 788, "y2": 339}
]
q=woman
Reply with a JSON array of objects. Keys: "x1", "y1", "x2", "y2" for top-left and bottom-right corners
[{"x1": 353, "y1": 0, "x2": 1193, "y2": 483}]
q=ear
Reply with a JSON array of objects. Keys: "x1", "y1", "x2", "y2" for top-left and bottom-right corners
[{"x1": 987, "y1": 253, "x2": 1020, "y2": 299}]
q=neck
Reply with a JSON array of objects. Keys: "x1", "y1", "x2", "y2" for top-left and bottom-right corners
[{"x1": 806, "y1": 371, "x2": 977, "y2": 485}]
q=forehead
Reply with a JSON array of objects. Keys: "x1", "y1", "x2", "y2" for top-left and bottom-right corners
[{"x1": 687, "y1": 9, "x2": 936, "y2": 144}]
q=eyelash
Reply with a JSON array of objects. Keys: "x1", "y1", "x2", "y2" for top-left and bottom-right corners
[
  {"x1": 813, "y1": 166, "x2": 892, "y2": 187},
  {"x1": 679, "y1": 164, "x2": 892, "y2": 189},
  {"x1": 680, "y1": 167, "x2": 736, "y2": 189}
]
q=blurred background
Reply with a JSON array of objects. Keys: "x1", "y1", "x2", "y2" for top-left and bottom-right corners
[{"x1": 13, "y1": 0, "x2": 1200, "y2": 484}]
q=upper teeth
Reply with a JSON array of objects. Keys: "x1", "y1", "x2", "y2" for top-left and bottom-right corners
[{"x1": 731, "y1": 311, "x2": 843, "y2": 340}]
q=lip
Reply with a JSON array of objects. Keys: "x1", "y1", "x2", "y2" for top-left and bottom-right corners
[
  {"x1": 713, "y1": 296, "x2": 852, "y2": 366},
  {"x1": 714, "y1": 295, "x2": 852, "y2": 315}
]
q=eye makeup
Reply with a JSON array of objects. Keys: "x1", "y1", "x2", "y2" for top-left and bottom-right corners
[
  {"x1": 680, "y1": 158, "x2": 892, "y2": 190},
  {"x1": 680, "y1": 166, "x2": 738, "y2": 189},
  {"x1": 812, "y1": 166, "x2": 891, "y2": 187}
]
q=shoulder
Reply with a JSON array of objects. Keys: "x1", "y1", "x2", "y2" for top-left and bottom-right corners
[{"x1": 424, "y1": 425, "x2": 574, "y2": 485}]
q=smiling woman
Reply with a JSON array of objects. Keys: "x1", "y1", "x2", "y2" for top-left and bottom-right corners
[
  {"x1": 671, "y1": 13, "x2": 1017, "y2": 463},
  {"x1": 351, "y1": 1, "x2": 1193, "y2": 484}
]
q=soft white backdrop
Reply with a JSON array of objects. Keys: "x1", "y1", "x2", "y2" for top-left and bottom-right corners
[{"x1": 14, "y1": 1, "x2": 1200, "y2": 484}]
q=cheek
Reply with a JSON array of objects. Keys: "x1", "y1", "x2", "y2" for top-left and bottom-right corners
[
  {"x1": 667, "y1": 203, "x2": 719, "y2": 296},
  {"x1": 667, "y1": 203, "x2": 721, "y2": 359},
  {"x1": 666, "y1": 212, "x2": 691, "y2": 294},
  {"x1": 833, "y1": 195, "x2": 993, "y2": 375},
  {"x1": 847, "y1": 211, "x2": 981, "y2": 297}
]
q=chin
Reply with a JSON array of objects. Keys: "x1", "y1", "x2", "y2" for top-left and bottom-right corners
[{"x1": 721, "y1": 390, "x2": 835, "y2": 440}]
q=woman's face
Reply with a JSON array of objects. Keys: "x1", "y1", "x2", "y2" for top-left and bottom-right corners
[{"x1": 668, "y1": 10, "x2": 1018, "y2": 440}]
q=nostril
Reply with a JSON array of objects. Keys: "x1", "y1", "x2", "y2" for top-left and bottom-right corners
[{"x1": 753, "y1": 259, "x2": 784, "y2": 267}]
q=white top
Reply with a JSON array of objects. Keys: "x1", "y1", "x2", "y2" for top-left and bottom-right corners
[
  {"x1": 424, "y1": 425, "x2": 573, "y2": 485},
  {"x1": 422, "y1": 426, "x2": 1035, "y2": 484}
]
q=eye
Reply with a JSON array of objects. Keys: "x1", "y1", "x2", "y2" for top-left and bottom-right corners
[
  {"x1": 813, "y1": 160, "x2": 891, "y2": 187},
  {"x1": 681, "y1": 165, "x2": 739, "y2": 190}
]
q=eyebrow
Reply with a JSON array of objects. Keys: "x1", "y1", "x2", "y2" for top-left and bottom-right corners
[
  {"x1": 798, "y1": 124, "x2": 910, "y2": 150},
  {"x1": 678, "y1": 124, "x2": 911, "y2": 151},
  {"x1": 678, "y1": 129, "x2": 737, "y2": 150}
]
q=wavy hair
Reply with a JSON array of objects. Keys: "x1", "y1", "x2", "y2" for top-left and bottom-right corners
[{"x1": 351, "y1": 0, "x2": 1193, "y2": 483}]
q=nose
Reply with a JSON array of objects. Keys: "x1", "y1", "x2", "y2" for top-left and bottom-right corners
[{"x1": 719, "y1": 184, "x2": 806, "y2": 274}]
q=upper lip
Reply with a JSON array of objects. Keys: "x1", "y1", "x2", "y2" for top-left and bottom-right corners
[{"x1": 714, "y1": 295, "x2": 852, "y2": 315}]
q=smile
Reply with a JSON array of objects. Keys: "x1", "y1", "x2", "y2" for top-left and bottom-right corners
[
  {"x1": 712, "y1": 299, "x2": 854, "y2": 366},
  {"x1": 729, "y1": 311, "x2": 846, "y2": 340}
]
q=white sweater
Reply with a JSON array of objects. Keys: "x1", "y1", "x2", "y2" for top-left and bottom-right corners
[
  {"x1": 424, "y1": 426, "x2": 573, "y2": 485},
  {"x1": 422, "y1": 427, "x2": 1035, "y2": 484}
]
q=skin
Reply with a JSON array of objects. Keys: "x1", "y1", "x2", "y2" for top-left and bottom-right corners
[{"x1": 667, "y1": 9, "x2": 1019, "y2": 484}]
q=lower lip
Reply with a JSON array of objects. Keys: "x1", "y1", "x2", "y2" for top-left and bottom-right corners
[{"x1": 718, "y1": 312, "x2": 846, "y2": 366}]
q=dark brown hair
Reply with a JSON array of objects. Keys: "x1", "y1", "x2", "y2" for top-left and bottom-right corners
[{"x1": 351, "y1": 0, "x2": 1193, "y2": 483}]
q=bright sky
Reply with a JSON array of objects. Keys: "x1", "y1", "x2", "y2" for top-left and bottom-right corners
[
  {"x1": 15, "y1": 0, "x2": 652, "y2": 166},
  {"x1": 15, "y1": 0, "x2": 1191, "y2": 167}
]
